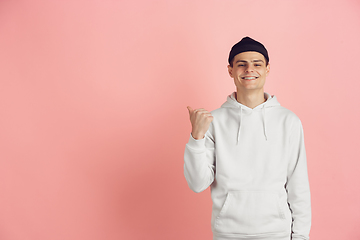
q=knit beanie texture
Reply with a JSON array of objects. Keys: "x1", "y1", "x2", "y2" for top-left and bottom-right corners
[{"x1": 228, "y1": 36, "x2": 269, "y2": 64}]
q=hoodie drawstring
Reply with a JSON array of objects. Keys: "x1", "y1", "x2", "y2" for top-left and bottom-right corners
[
  {"x1": 237, "y1": 107, "x2": 242, "y2": 144},
  {"x1": 237, "y1": 106, "x2": 268, "y2": 144},
  {"x1": 262, "y1": 106, "x2": 268, "y2": 141}
]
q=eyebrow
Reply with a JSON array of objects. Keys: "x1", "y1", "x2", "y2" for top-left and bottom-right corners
[{"x1": 235, "y1": 59, "x2": 264, "y2": 63}]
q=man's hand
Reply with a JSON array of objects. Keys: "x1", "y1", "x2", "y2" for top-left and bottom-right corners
[{"x1": 187, "y1": 106, "x2": 214, "y2": 140}]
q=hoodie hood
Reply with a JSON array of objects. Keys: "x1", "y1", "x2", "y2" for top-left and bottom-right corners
[{"x1": 220, "y1": 92, "x2": 281, "y2": 143}]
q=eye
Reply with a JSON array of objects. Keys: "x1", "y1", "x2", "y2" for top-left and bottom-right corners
[
  {"x1": 238, "y1": 64, "x2": 245, "y2": 67},
  {"x1": 255, "y1": 64, "x2": 262, "y2": 67}
]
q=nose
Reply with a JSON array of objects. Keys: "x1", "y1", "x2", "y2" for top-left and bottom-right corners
[{"x1": 245, "y1": 65, "x2": 254, "y2": 72}]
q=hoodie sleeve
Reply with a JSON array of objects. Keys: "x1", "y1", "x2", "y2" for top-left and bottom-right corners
[
  {"x1": 184, "y1": 123, "x2": 215, "y2": 193},
  {"x1": 286, "y1": 119, "x2": 311, "y2": 240}
]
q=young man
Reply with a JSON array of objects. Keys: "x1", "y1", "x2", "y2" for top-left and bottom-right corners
[{"x1": 184, "y1": 37, "x2": 311, "y2": 240}]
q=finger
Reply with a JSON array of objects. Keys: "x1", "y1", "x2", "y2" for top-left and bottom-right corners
[
  {"x1": 195, "y1": 110, "x2": 211, "y2": 115},
  {"x1": 197, "y1": 111, "x2": 211, "y2": 116}
]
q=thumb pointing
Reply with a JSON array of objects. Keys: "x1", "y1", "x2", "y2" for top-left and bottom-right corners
[{"x1": 187, "y1": 106, "x2": 193, "y2": 114}]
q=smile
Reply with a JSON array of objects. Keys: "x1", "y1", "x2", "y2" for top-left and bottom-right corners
[{"x1": 241, "y1": 76, "x2": 258, "y2": 80}]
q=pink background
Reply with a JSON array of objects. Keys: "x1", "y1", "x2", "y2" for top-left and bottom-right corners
[{"x1": 1, "y1": 0, "x2": 360, "y2": 239}]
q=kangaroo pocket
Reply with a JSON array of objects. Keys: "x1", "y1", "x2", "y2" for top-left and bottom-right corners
[{"x1": 214, "y1": 190, "x2": 289, "y2": 235}]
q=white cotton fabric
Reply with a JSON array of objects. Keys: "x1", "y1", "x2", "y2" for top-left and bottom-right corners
[{"x1": 184, "y1": 92, "x2": 311, "y2": 240}]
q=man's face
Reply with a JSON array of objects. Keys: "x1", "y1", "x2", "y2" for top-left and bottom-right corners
[{"x1": 228, "y1": 51, "x2": 270, "y2": 92}]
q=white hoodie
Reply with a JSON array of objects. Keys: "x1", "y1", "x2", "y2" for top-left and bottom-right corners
[{"x1": 184, "y1": 92, "x2": 311, "y2": 240}]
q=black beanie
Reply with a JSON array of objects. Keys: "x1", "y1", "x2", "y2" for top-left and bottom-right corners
[{"x1": 228, "y1": 36, "x2": 269, "y2": 65}]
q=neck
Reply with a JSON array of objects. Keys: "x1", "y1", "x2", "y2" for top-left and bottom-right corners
[{"x1": 236, "y1": 89, "x2": 266, "y2": 109}]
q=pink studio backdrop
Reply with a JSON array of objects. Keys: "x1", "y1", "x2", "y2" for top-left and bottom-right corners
[{"x1": 1, "y1": 0, "x2": 359, "y2": 239}]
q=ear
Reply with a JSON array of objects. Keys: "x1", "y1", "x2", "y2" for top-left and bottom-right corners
[
  {"x1": 227, "y1": 65, "x2": 233, "y2": 78},
  {"x1": 266, "y1": 63, "x2": 270, "y2": 76}
]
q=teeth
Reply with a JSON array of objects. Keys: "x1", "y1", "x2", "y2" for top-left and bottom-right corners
[{"x1": 244, "y1": 77, "x2": 256, "y2": 80}]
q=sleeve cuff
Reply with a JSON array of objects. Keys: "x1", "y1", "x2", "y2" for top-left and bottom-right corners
[{"x1": 187, "y1": 133, "x2": 206, "y2": 149}]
